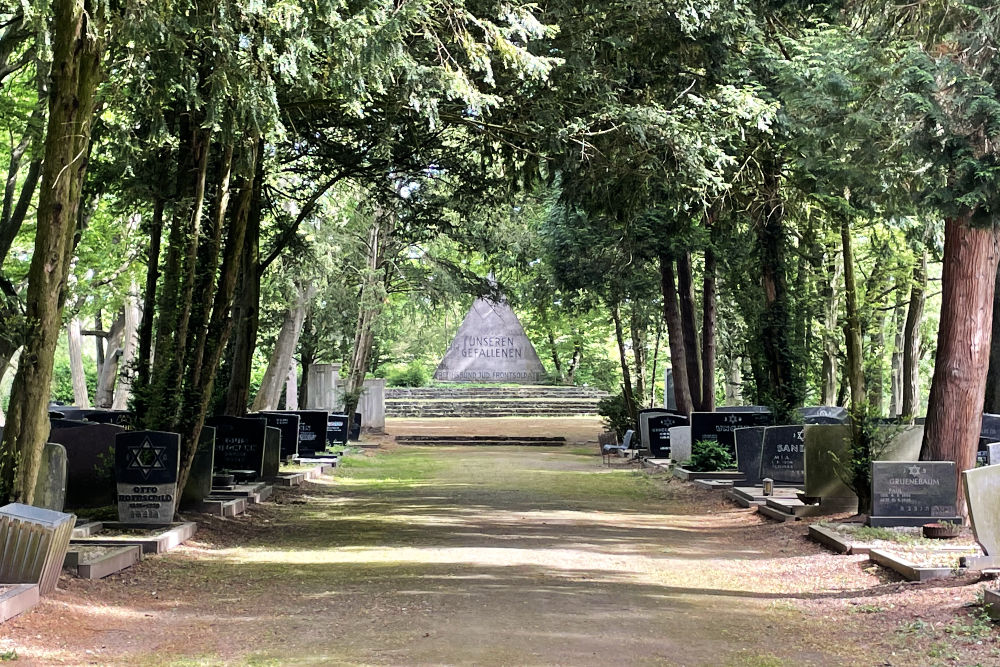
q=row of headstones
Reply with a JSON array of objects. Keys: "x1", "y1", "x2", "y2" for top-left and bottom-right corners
[{"x1": 43, "y1": 409, "x2": 359, "y2": 516}]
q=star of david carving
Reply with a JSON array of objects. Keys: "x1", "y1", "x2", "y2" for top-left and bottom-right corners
[
  {"x1": 906, "y1": 464, "x2": 923, "y2": 476},
  {"x1": 125, "y1": 437, "x2": 167, "y2": 480},
  {"x1": 724, "y1": 415, "x2": 739, "y2": 424}
]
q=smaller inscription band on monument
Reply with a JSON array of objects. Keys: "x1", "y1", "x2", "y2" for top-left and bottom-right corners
[{"x1": 434, "y1": 296, "x2": 547, "y2": 384}]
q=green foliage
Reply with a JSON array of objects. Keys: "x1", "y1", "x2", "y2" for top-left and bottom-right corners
[
  {"x1": 597, "y1": 392, "x2": 634, "y2": 440},
  {"x1": 385, "y1": 363, "x2": 429, "y2": 388},
  {"x1": 684, "y1": 440, "x2": 735, "y2": 472},
  {"x1": 50, "y1": 355, "x2": 98, "y2": 405},
  {"x1": 829, "y1": 404, "x2": 905, "y2": 514}
]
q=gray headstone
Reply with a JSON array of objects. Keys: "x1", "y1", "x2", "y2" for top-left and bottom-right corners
[
  {"x1": 180, "y1": 427, "x2": 215, "y2": 509},
  {"x1": 115, "y1": 431, "x2": 181, "y2": 525},
  {"x1": 664, "y1": 368, "x2": 677, "y2": 411},
  {"x1": 0, "y1": 503, "x2": 76, "y2": 595},
  {"x1": 691, "y1": 411, "x2": 774, "y2": 458},
  {"x1": 983, "y1": 414, "x2": 1000, "y2": 442},
  {"x1": 966, "y1": 465, "x2": 1000, "y2": 555},
  {"x1": 989, "y1": 443, "x2": 1000, "y2": 467},
  {"x1": 734, "y1": 427, "x2": 766, "y2": 486},
  {"x1": 35, "y1": 443, "x2": 67, "y2": 512},
  {"x1": 870, "y1": 461, "x2": 960, "y2": 527},
  {"x1": 803, "y1": 424, "x2": 855, "y2": 499},
  {"x1": 760, "y1": 426, "x2": 806, "y2": 485},
  {"x1": 263, "y1": 426, "x2": 281, "y2": 480},
  {"x1": 799, "y1": 406, "x2": 849, "y2": 424},
  {"x1": 49, "y1": 423, "x2": 125, "y2": 508},
  {"x1": 432, "y1": 296, "x2": 547, "y2": 383},
  {"x1": 669, "y1": 426, "x2": 691, "y2": 463}
]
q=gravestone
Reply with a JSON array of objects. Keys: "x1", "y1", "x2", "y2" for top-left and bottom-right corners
[
  {"x1": 982, "y1": 414, "x2": 1000, "y2": 442},
  {"x1": 349, "y1": 413, "x2": 362, "y2": 442},
  {"x1": 870, "y1": 461, "x2": 961, "y2": 527},
  {"x1": 258, "y1": 412, "x2": 301, "y2": 460},
  {"x1": 668, "y1": 426, "x2": 692, "y2": 463},
  {"x1": 734, "y1": 427, "x2": 766, "y2": 486},
  {"x1": 35, "y1": 443, "x2": 68, "y2": 512},
  {"x1": 989, "y1": 443, "x2": 1000, "y2": 467},
  {"x1": 433, "y1": 296, "x2": 547, "y2": 383},
  {"x1": 48, "y1": 405, "x2": 89, "y2": 420},
  {"x1": 327, "y1": 413, "x2": 349, "y2": 447},
  {"x1": 664, "y1": 367, "x2": 677, "y2": 411},
  {"x1": 979, "y1": 438, "x2": 993, "y2": 467},
  {"x1": 49, "y1": 423, "x2": 125, "y2": 508},
  {"x1": 84, "y1": 410, "x2": 135, "y2": 429},
  {"x1": 115, "y1": 431, "x2": 180, "y2": 525},
  {"x1": 759, "y1": 426, "x2": 806, "y2": 485},
  {"x1": 690, "y1": 411, "x2": 774, "y2": 458},
  {"x1": 639, "y1": 410, "x2": 688, "y2": 459},
  {"x1": 965, "y1": 465, "x2": 1000, "y2": 556},
  {"x1": 0, "y1": 503, "x2": 75, "y2": 595},
  {"x1": 206, "y1": 416, "x2": 268, "y2": 479},
  {"x1": 717, "y1": 406, "x2": 771, "y2": 413},
  {"x1": 50, "y1": 418, "x2": 90, "y2": 429},
  {"x1": 180, "y1": 427, "x2": 215, "y2": 509},
  {"x1": 263, "y1": 426, "x2": 281, "y2": 480},
  {"x1": 292, "y1": 410, "x2": 329, "y2": 458},
  {"x1": 799, "y1": 406, "x2": 849, "y2": 425}
]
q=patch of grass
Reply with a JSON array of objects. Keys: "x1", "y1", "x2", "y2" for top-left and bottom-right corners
[
  {"x1": 927, "y1": 640, "x2": 959, "y2": 661},
  {"x1": 725, "y1": 650, "x2": 788, "y2": 666},
  {"x1": 0, "y1": 649, "x2": 16, "y2": 661},
  {"x1": 849, "y1": 525, "x2": 918, "y2": 544},
  {"x1": 898, "y1": 619, "x2": 934, "y2": 636},
  {"x1": 851, "y1": 603, "x2": 885, "y2": 614},
  {"x1": 566, "y1": 446, "x2": 597, "y2": 456}
]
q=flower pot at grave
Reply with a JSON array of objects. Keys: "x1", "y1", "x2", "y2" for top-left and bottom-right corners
[{"x1": 922, "y1": 522, "x2": 961, "y2": 539}]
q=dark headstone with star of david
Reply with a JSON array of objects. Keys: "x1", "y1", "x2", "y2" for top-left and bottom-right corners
[
  {"x1": 327, "y1": 413, "x2": 350, "y2": 447},
  {"x1": 206, "y1": 416, "x2": 268, "y2": 478},
  {"x1": 690, "y1": 410, "x2": 775, "y2": 459},
  {"x1": 638, "y1": 409, "x2": 688, "y2": 458},
  {"x1": 262, "y1": 410, "x2": 328, "y2": 458},
  {"x1": 114, "y1": 430, "x2": 180, "y2": 525},
  {"x1": 869, "y1": 461, "x2": 961, "y2": 527},
  {"x1": 759, "y1": 425, "x2": 807, "y2": 484}
]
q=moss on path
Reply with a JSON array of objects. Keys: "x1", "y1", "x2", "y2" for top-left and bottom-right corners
[{"x1": 2, "y1": 446, "x2": 996, "y2": 665}]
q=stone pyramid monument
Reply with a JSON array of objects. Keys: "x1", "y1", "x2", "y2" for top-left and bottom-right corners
[{"x1": 434, "y1": 297, "x2": 547, "y2": 383}]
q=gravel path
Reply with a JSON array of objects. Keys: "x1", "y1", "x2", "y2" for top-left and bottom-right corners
[{"x1": 2, "y1": 444, "x2": 997, "y2": 665}]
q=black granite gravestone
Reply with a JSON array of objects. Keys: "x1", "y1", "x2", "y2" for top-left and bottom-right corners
[
  {"x1": 206, "y1": 416, "x2": 268, "y2": 479},
  {"x1": 982, "y1": 414, "x2": 1000, "y2": 442},
  {"x1": 115, "y1": 430, "x2": 181, "y2": 525},
  {"x1": 640, "y1": 411, "x2": 688, "y2": 458},
  {"x1": 759, "y1": 425, "x2": 806, "y2": 484},
  {"x1": 50, "y1": 418, "x2": 90, "y2": 429},
  {"x1": 978, "y1": 438, "x2": 992, "y2": 467},
  {"x1": 799, "y1": 406, "x2": 849, "y2": 425},
  {"x1": 180, "y1": 427, "x2": 215, "y2": 509},
  {"x1": 263, "y1": 426, "x2": 281, "y2": 480},
  {"x1": 349, "y1": 413, "x2": 362, "y2": 442},
  {"x1": 870, "y1": 461, "x2": 961, "y2": 527},
  {"x1": 84, "y1": 410, "x2": 136, "y2": 429},
  {"x1": 258, "y1": 412, "x2": 301, "y2": 460},
  {"x1": 734, "y1": 427, "x2": 766, "y2": 486},
  {"x1": 327, "y1": 413, "x2": 349, "y2": 447},
  {"x1": 49, "y1": 423, "x2": 125, "y2": 508},
  {"x1": 690, "y1": 411, "x2": 774, "y2": 457},
  {"x1": 48, "y1": 405, "x2": 89, "y2": 420},
  {"x1": 291, "y1": 410, "x2": 329, "y2": 457}
]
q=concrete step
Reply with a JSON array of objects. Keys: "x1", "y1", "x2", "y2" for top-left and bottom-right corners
[
  {"x1": 765, "y1": 497, "x2": 813, "y2": 516},
  {"x1": 757, "y1": 504, "x2": 798, "y2": 522}
]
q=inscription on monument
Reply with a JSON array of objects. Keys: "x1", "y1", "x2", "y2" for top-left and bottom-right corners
[
  {"x1": 115, "y1": 431, "x2": 180, "y2": 525},
  {"x1": 870, "y1": 461, "x2": 961, "y2": 527}
]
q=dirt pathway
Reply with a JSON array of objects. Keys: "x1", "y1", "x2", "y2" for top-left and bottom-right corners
[{"x1": 2, "y1": 445, "x2": 997, "y2": 665}]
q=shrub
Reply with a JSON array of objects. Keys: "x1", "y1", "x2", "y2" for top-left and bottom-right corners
[
  {"x1": 386, "y1": 363, "x2": 429, "y2": 387},
  {"x1": 598, "y1": 392, "x2": 634, "y2": 440},
  {"x1": 829, "y1": 403, "x2": 905, "y2": 515},
  {"x1": 685, "y1": 439, "x2": 735, "y2": 472}
]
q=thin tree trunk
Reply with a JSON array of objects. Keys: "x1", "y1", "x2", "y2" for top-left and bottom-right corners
[
  {"x1": 889, "y1": 292, "x2": 906, "y2": 417},
  {"x1": 251, "y1": 283, "x2": 314, "y2": 411},
  {"x1": 94, "y1": 311, "x2": 125, "y2": 408},
  {"x1": 842, "y1": 215, "x2": 865, "y2": 411},
  {"x1": 566, "y1": 339, "x2": 582, "y2": 384},
  {"x1": 67, "y1": 319, "x2": 91, "y2": 407},
  {"x1": 0, "y1": 0, "x2": 103, "y2": 504},
  {"x1": 922, "y1": 214, "x2": 999, "y2": 519},
  {"x1": 984, "y1": 257, "x2": 1000, "y2": 414},
  {"x1": 658, "y1": 254, "x2": 693, "y2": 414},
  {"x1": 133, "y1": 195, "x2": 164, "y2": 416},
  {"x1": 701, "y1": 244, "x2": 717, "y2": 411},
  {"x1": 676, "y1": 251, "x2": 702, "y2": 408},
  {"x1": 650, "y1": 316, "x2": 662, "y2": 407},
  {"x1": 628, "y1": 304, "x2": 647, "y2": 403},
  {"x1": 821, "y1": 247, "x2": 844, "y2": 404},
  {"x1": 903, "y1": 251, "x2": 927, "y2": 419},
  {"x1": 112, "y1": 291, "x2": 140, "y2": 410},
  {"x1": 611, "y1": 302, "x2": 636, "y2": 423}
]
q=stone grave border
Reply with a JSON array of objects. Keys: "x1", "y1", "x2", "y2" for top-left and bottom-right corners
[
  {"x1": 867, "y1": 548, "x2": 960, "y2": 582},
  {"x1": 0, "y1": 584, "x2": 39, "y2": 623},
  {"x1": 70, "y1": 521, "x2": 197, "y2": 555},
  {"x1": 671, "y1": 467, "x2": 743, "y2": 482},
  {"x1": 64, "y1": 545, "x2": 142, "y2": 580}
]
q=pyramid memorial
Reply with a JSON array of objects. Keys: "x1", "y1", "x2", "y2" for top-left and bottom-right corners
[{"x1": 433, "y1": 297, "x2": 547, "y2": 384}]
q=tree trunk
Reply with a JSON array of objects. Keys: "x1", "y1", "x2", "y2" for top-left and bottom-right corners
[
  {"x1": 922, "y1": 214, "x2": 999, "y2": 519},
  {"x1": 676, "y1": 251, "x2": 702, "y2": 408},
  {"x1": 133, "y1": 195, "x2": 164, "y2": 417},
  {"x1": 298, "y1": 315, "x2": 316, "y2": 409},
  {"x1": 889, "y1": 293, "x2": 906, "y2": 417},
  {"x1": 821, "y1": 247, "x2": 843, "y2": 405},
  {"x1": 611, "y1": 301, "x2": 636, "y2": 424},
  {"x1": 903, "y1": 251, "x2": 927, "y2": 419},
  {"x1": 112, "y1": 289, "x2": 140, "y2": 410},
  {"x1": 701, "y1": 244, "x2": 717, "y2": 411},
  {"x1": 67, "y1": 319, "x2": 91, "y2": 407},
  {"x1": 94, "y1": 311, "x2": 125, "y2": 408},
  {"x1": 984, "y1": 257, "x2": 1000, "y2": 414},
  {"x1": 628, "y1": 304, "x2": 647, "y2": 404},
  {"x1": 251, "y1": 283, "x2": 314, "y2": 412},
  {"x1": 841, "y1": 216, "x2": 865, "y2": 412},
  {"x1": 658, "y1": 254, "x2": 693, "y2": 414},
  {"x1": 0, "y1": 0, "x2": 103, "y2": 504}
]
